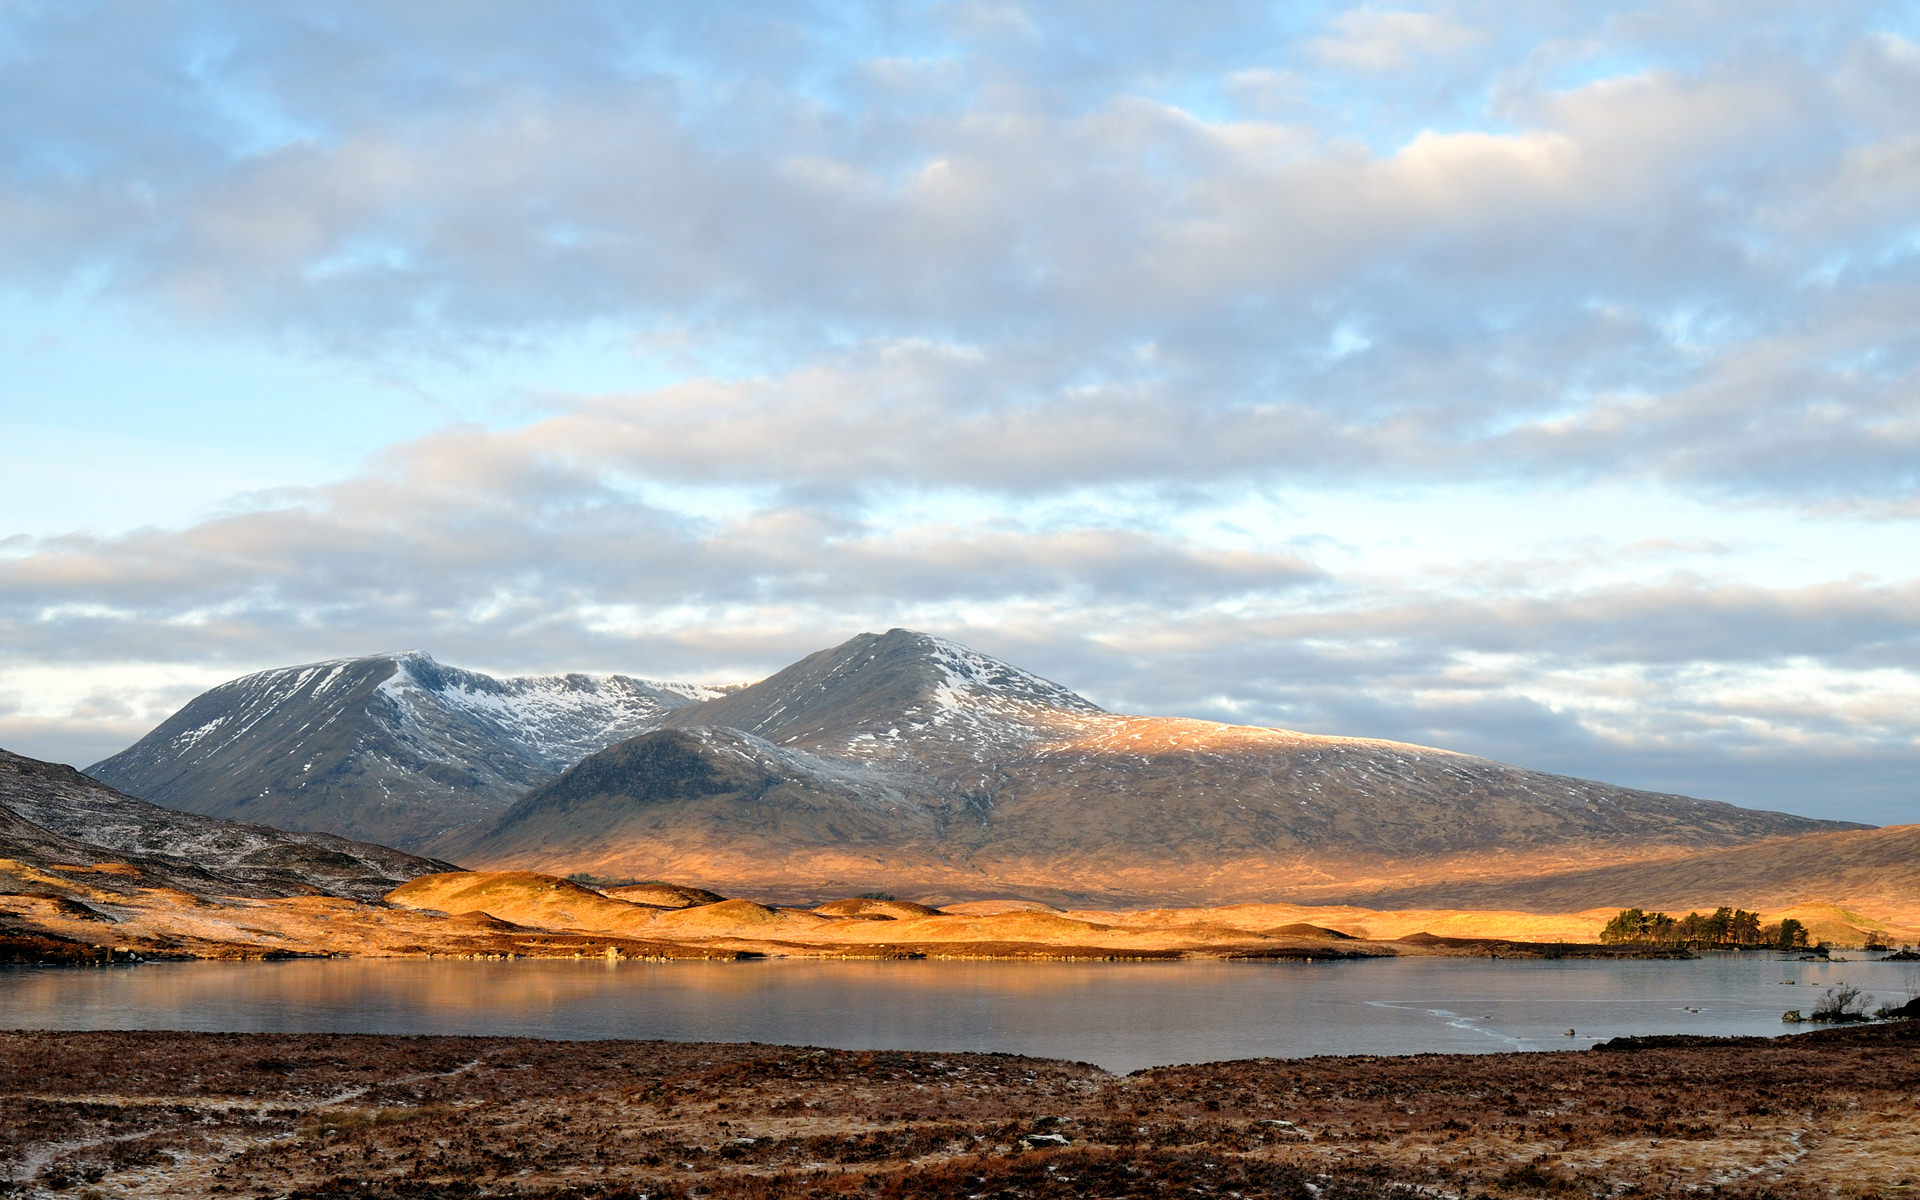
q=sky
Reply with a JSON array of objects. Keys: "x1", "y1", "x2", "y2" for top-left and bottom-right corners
[{"x1": 3, "y1": 1, "x2": 1918, "y2": 827}]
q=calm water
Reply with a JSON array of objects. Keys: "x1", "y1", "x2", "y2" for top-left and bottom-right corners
[{"x1": 3, "y1": 953, "x2": 1913, "y2": 1072}]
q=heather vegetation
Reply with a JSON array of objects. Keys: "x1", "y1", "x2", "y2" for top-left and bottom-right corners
[
  {"x1": 4, "y1": 1024, "x2": 1917, "y2": 1199},
  {"x1": 564, "y1": 871, "x2": 640, "y2": 888}
]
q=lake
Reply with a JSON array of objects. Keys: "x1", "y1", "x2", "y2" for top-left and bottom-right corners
[{"x1": 4, "y1": 953, "x2": 1913, "y2": 1072}]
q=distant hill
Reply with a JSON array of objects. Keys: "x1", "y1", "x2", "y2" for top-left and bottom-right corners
[
  {"x1": 87, "y1": 652, "x2": 718, "y2": 851},
  {"x1": 445, "y1": 629, "x2": 1861, "y2": 905},
  {"x1": 0, "y1": 747, "x2": 451, "y2": 900},
  {"x1": 1335, "y1": 823, "x2": 1920, "y2": 928}
]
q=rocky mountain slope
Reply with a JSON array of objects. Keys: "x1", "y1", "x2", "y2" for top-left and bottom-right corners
[
  {"x1": 87, "y1": 652, "x2": 718, "y2": 851},
  {"x1": 448, "y1": 629, "x2": 1862, "y2": 905},
  {"x1": 657, "y1": 629, "x2": 1105, "y2": 770},
  {"x1": 0, "y1": 747, "x2": 451, "y2": 900}
]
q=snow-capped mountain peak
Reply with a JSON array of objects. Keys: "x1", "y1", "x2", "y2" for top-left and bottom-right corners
[
  {"x1": 660, "y1": 628, "x2": 1104, "y2": 765},
  {"x1": 88, "y1": 651, "x2": 723, "y2": 852},
  {"x1": 918, "y1": 632, "x2": 1103, "y2": 716}
]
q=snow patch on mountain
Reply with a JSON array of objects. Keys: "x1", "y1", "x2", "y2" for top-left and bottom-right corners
[
  {"x1": 819, "y1": 632, "x2": 1105, "y2": 765},
  {"x1": 375, "y1": 653, "x2": 718, "y2": 773},
  {"x1": 88, "y1": 651, "x2": 728, "y2": 851},
  {"x1": 922, "y1": 633, "x2": 1103, "y2": 716},
  {"x1": 680, "y1": 723, "x2": 919, "y2": 807}
]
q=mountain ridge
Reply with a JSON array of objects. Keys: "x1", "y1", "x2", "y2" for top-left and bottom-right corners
[
  {"x1": 1, "y1": 747, "x2": 452, "y2": 900},
  {"x1": 1331, "y1": 822, "x2": 1920, "y2": 924},
  {"x1": 659, "y1": 629, "x2": 1105, "y2": 768},
  {"x1": 87, "y1": 652, "x2": 720, "y2": 851},
  {"x1": 446, "y1": 629, "x2": 1863, "y2": 905},
  {"x1": 81, "y1": 629, "x2": 1870, "y2": 908}
]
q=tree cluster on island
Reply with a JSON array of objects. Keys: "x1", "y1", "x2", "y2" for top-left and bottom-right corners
[{"x1": 1598, "y1": 906, "x2": 1811, "y2": 951}]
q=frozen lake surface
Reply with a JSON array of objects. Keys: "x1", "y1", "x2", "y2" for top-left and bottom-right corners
[{"x1": 4, "y1": 952, "x2": 1913, "y2": 1072}]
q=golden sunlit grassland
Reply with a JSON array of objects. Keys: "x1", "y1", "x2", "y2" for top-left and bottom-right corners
[{"x1": 6, "y1": 863, "x2": 1914, "y2": 963}]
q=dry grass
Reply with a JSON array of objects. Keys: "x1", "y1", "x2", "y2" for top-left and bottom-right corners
[
  {"x1": 1, "y1": 1023, "x2": 1914, "y2": 1198},
  {"x1": 604, "y1": 882, "x2": 727, "y2": 908},
  {"x1": 811, "y1": 898, "x2": 945, "y2": 920},
  {"x1": 11, "y1": 865, "x2": 1908, "y2": 963},
  {"x1": 386, "y1": 871, "x2": 671, "y2": 934}
]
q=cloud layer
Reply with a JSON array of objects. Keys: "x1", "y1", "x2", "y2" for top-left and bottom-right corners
[{"x1": 3, "y1": 2, "x2": 1917, "y2": 825}]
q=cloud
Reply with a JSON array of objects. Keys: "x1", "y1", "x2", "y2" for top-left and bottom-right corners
[
  {"x1": 1312, "y1": 7, "x2": 1486, "y2": 70},
  {"x1": 3, "y1": 2, "x2": 1918, "y2": 827},
  {"x1": 4, "y1": 404, "x2": 1917, "y2": 828},
  {"x1": 1019, "y1": 595, "x2": 1920, "y2": 826},
  {"x1": 0, "y1": 438, "x2": 1324, "y2": 672},
  {"x1": 2, "y1": 4, "x2": 1914, "y2": 510}
]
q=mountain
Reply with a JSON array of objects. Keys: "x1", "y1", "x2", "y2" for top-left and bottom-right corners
[
  {"x1": 446, "y1": 725, "x2": 943, "y2": 887},
  {"x1": 1337, "y1": 822, "x2": 1920, "y2": 927},
  {"x1": 0, "y1": 747, "x2": 451, "y2": 900},
  {"x1": 0, "y1": 746, "x2": 766, "y2": 963},
  {"x1": 87, "y1": 652, "x2": 719, "y2": 851},
  {"x1": 657, "y1": 629, "x2": 1105, "y2": 768},
  {"x1": 447, "y1": 629, "x2": 1863, "y2": 905}
]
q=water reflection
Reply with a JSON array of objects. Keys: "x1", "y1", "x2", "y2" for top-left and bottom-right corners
[{"x1": 2, "y1": 954, "x2": 1910, "y2": 1073}]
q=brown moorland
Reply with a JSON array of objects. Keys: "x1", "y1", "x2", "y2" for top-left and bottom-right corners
[
  {"x1": 13, "y1": 865, "x2": 1911, "y2": 965},
  {"x1": 1, "y1": 1023, "x2": 1915, "y2": 1198},
  {"x1": 1339, "y1": 824, "x2": 1920, "y2": 930},
  {"x1": 604, "y1": 882, "x2": 728, "y2": 908}
]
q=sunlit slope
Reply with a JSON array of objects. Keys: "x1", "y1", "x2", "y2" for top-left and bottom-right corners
[
  {"x1": 452, "y1": 630, "x2": 1859, "y2": 905},
  {"x1": 1341, "y1": 823, "x2": 1920, "y2": 928},
  {"x1": 381, "y1": 869, "x2": 1920, "y2": 956},
  {"x1": 380, "y1": 870, "x2": 1405, "y2": 957},
  {"x1": 386, "y1": 870, "x2": 671, "y2": 933}
]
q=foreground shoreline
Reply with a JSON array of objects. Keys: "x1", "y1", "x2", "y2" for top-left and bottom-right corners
[{"x1": 3, "y1": 1023, "x2": 1914, "y2": 1199}]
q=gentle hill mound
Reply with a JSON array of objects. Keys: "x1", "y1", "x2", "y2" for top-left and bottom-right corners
[
  {"x1": 1064, "y1": 900, "x2": 1622, "y2": 944},
  {"x1": 1767, "y1": 902, "x2": 1896, "y2": 948},
  {"x1": 813, "y1": 898, "x2": 946, "y2": 919},
  {"x1": 925, "y1": 910, "x2": 1108, "y2": 940},
  {"x1": 446, "y1": 910, "x2": 529, "y2": 931},
  {"x1": 604, "y1": 882, "x2": 727, "y2": 908},
  {"x1": 939, "y1": 899, "x2": 1063, "y2": 916},
  {"x1": 653, "y1": 899, "x2": 828, "y2": 936},
  {"x1": 1264, "y1": 922, "x2": 1355, "y2": 939},
  {"x1": 386, "y1": 871, "x2": 659, "y2": 933}
]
